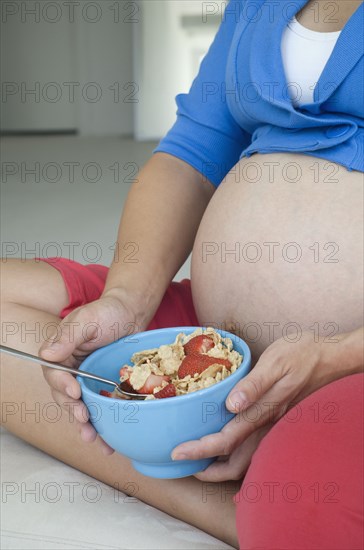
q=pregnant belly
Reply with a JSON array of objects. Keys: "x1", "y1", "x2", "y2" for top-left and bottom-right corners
[{"x1": 191, "y1": 153, "x2": 364, "y2": 360}]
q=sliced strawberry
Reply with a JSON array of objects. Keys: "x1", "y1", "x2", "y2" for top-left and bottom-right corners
[
  {"x1": 100, "y1": 389, "x2": 113, "y2": 398},
  {"x1": 184, "y1": 335, "x2": 215, "y2": 355},
  {"x1": 178, "y1": 354, "x2": 232, "y2": 379},
  {"x1": 138, "y1": 374, "x2": 170, "y2": 394},
  {"x1": 154, "y1": 383, "x2": 176, "y2": 399}
]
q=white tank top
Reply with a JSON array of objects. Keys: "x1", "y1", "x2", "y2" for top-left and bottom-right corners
[{"x1": 281, "y1": 16, "x2": 341, "y2": 107}]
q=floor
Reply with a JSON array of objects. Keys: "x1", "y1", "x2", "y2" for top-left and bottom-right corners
[
  {"x1": 0, "y1": 135, "x2": 191, "y2": 279},
  {"x1": 0, "y1": 427, "x2": 232, "y2": 550}
]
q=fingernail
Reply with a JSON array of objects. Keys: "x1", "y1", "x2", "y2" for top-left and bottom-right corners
[
  {"x1": 42, "y1": 342, "x2": 62, "y2": 354},
  {"x1": 66, "y1": 386, "x2": 76, "y2": 399},
  {"x1": 172, "y1": 453, "x2": 188, "y2": 461},
  {"x1": 74, "y1": 406, "x2": 87, "y2": 423},
  {"x1": 102, "y1": 445, "x2": 113, "y2": 456},
  {"x1": 228, "y1": 391, "x2": 248, "y2": 412},
  {"x1": 73, "y1": 407, "x2": 82, "y2": 422}
]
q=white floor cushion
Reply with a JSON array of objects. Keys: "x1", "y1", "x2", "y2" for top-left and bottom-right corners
[{"x1": 0, "y1": 428, "x2": 233, "y2": 550}]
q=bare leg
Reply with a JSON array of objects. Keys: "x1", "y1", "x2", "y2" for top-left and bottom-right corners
[{"x1": 0, "y1": 259, "x2": 239, "y2": 548}]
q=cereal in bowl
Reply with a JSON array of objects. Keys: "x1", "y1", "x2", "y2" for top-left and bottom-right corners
[{"x1": 99, "y1": 328, "x2": 243, "y2": 400}]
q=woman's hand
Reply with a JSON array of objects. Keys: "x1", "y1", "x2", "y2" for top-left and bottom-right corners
[
  {"x1": 172, "y1": 329, "x2": 363, "y2": 481},
  {"x1": 195, "y1": 423, "x2": 273, "y2": 482},
  {"x1": 39, "y1": 288, "x2": 148, "y2": 455}
]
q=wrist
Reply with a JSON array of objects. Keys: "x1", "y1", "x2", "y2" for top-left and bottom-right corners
[
  {"x1": 102, "y1": 257, "x2": 175, "y2": 330},
  {"x1": 101, "y1": 285, "x2": 160, "y2": 332},
  {"x1": 318, "y1": 328, "x2": 364, "y2": 383}
]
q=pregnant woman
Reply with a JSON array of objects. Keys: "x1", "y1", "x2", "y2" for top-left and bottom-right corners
[{"x1": 1, "y1": 0, "x2": 363, "y2": 548}]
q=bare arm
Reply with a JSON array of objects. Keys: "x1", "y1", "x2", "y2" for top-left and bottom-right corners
[{"x1": 102, "y1": 152, "x2": 215, "y2": 329}]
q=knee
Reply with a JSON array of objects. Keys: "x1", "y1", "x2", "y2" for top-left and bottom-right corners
[
  {"x1": 0, "y1": 258, "x2": 34, "y2": 305},
  {"x1": 0, "y1": 259, "x2": 17, "y2": 303},
  {"x1": 0, "y1": 258, "x2": 68, "y2": 316},
  {"x1": 235, "y1": 374, "x2": 364, "y2": 549}
]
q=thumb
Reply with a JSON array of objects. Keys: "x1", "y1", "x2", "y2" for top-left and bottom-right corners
[
  {"x1": 226, "y1": 359, "x2": 280, "y2": 413},
  {"x1": 40, "y1": 308, "x2": 98, "y2": 364}
]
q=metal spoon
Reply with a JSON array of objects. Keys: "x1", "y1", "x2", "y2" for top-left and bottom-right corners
[{"x1": 0, "y1": 344, "x2": 148, "y2": 400}]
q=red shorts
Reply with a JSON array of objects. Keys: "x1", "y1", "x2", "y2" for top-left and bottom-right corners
[
  {"x1": 235, "y1": 373, "x2": 364, "y2": 550},
  {"x1": 40, "y1": 257, "x2": 199, "y2": 328}
]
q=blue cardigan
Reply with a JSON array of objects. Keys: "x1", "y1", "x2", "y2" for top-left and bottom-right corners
[{"x1": 154, "y1": 0, "x2": 364, "y2": 186}]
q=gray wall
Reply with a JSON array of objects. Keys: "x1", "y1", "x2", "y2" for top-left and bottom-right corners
[{"x1": 1, "y1": 0, "x2": 134, "y2": 136}]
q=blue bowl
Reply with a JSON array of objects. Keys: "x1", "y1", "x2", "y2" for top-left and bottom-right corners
[{"x1": 78, "y1": 327, "x2": 251, "y2": 479}]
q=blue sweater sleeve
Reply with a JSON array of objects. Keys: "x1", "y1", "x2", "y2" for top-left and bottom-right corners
[{"x1": 153, "y1": 0, "x2": 251, "y2": 187}]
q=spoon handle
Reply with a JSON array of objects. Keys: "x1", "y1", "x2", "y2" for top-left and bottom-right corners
[{"x1": 0, "y1": 344, "x2": 118, "y2": 390}]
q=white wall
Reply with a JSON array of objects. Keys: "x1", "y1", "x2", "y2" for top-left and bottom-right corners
[{"x1": 134, "y1": 1, "x2": 224, "y2": 140}]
